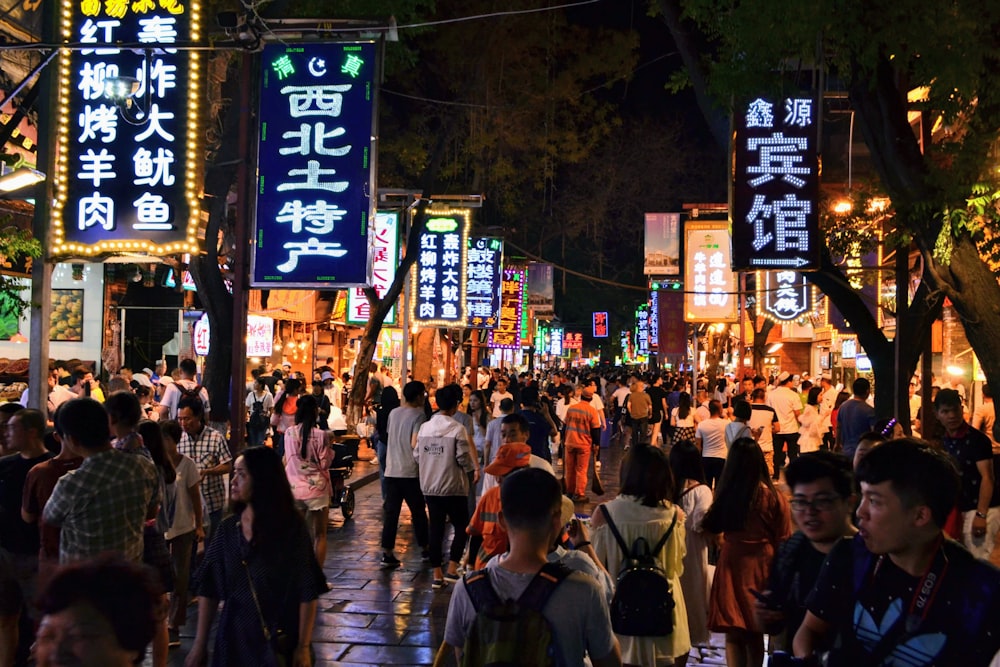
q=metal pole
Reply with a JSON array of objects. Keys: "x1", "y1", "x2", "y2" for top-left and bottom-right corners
[
  {"x1": 400, "y1": 210, "x2": 411, "y2": 385},
  {"x1": 692, "y1": 323, "x2": 698, "y2": 395}
]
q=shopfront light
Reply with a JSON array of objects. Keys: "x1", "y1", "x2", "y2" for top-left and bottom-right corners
[{"x1": 0, "y1": 167, "x2": 45, "y2": 193}]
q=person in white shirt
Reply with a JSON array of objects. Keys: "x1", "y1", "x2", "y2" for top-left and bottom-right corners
[
  {"x1": 696, "y1": 399, "x2": 730, "y2": 489},
  {"x1": 489, "y1": 378, "x2": 513, "y2": 418},
  {"x1": 768, "y1": 371, "x2": 802, "y2": 480}
]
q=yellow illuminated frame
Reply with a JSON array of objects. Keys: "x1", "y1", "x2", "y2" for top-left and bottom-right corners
[
  {"x1": 755, "y1": 270, "x2": 819, "y2": 325},
  {"x1": 410, "y1": 207, "x2": 472, "y2": 327},
  {"x1": 51, "y1": 0, "x2": 204, "y2": 258}
]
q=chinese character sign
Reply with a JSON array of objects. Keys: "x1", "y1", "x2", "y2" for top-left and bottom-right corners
[
  {"x1": 649, "y1": 290, "x2": 659, "y2": 350},
  {"x1": 684, "y1": 221, "x2": 738, "y2": 322},
  {"x1": 347, "y1": 211, "x2": 399, "y2": 325},
  {"x1": 733, "y1": 96, "x2": 819, "y2": 270},
  {"x1": 466, "y1": 237, "x2": 503, "y2": 328},
  {"x1": 246, "y1": 315, "x2": 274, "y2": 357},
  {"x1": 636, "y1": 305, "x2": 650, "y2": 356},
  {"x1": 411, "y1": 209, "x2": 470, "y2": 326},
  {"x1": 657, "y1": 290, "x2": 686, "y2": 355},
  {"x1": 489, "y1": 267, "x2": 524, "y2": 349},
  {"x1": 593, "y1": 311, "x2": 609, "y2": 338},
  {"x1": 563, "y1": 332, "x2": 582, "y2": 350},
  {"x1": 644, "y1": 213, "x2": 681, "y2": 275},
  {"x1": 549, "y1": 327, "x2": 564, "y2": 357},
  {"x1": 253, "y1": 42, "x2": 376, "y2": 286},
  {"x1": 620, "y1": 330, "x2": 632, "y2": 361},
  {"x1": 761, "y1": 270, "x2": 812, "y2": 322},
  {"x1": 52, "y1": 0, "x2": 203, "y2": 256}
]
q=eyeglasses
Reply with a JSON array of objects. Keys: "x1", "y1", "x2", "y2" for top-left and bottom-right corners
[{"x1": 790, "y1": 495, "x2": 841, "y2": 513}]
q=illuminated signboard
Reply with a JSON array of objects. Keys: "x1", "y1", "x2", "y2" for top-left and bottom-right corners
[
  {"x1": 252, "y1": 42, "x2": 377, "y2": 286},
  {"x1": 761, "y1": 270, "x2": 813, "y2": 322},
  {"x1": 684, "y1": 221, "x2": 738, "y2": 323},
  {"x1": 635, "y1": 305, "x2": 650, "y2": 356},
  {"x1": 466, "y1": 237, "x2": 502, "y2": 328},
  {"x1": 733, "y1": 96, "x2": 819, "y2": 270},
  {"x1": 649, "y1": 290, "x2": 659, "y2": 350},
  {"x1": 564, "y1": 332, "x2": 582, "y2": 350},
  {"x1": 489, "y1": 267, "x2": 524, "y2": 349},
  {"x1": 620, "y1": 330, "x2": 631, "y2": 361},
  {"x1": 52, "y1": 0, "x2": 203, "y2": 257},
  {"x1": 411, "y1": 209, "x2": 470, "y2": 326},
  {"x1": 644, "y1": 213, "x2": 681, "y2": 275},
  {"x1": 593, "y1": 311, "x2": 609, "y2": 338},
  {"x1": 246, "y1": 315, "x2": 274, "y2": 357},
  {"x1": 549, "y1": 326, "x2": 564, "y2": 357},
  {"x1": 347, "y1": 211, "x2": 399, "y2": 325}
]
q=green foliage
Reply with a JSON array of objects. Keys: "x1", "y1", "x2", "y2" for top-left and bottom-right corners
[
  {"x1": 935, "y1": 182, "x2": 1000, "y2": 266},
  {"x1": 0, "y1": 225, "x2": 42, "y2": 320}
]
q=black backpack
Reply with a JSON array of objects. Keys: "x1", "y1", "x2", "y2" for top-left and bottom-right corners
[
  {"x1": 461, "y1": 562, "x2": 572, "y2": 667},
  {"x1": 599, "y1": 504, "x2": 678, "y2": 637},
  {"x1": 178, "y1": 383, "x2": 203, "y2": 403}
]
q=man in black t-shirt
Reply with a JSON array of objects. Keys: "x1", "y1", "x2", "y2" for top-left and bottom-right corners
[{"x1": 794, "y1": 439, "x2": 1000, "y2": 666}]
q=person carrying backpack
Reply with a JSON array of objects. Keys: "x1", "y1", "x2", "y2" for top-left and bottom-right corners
[
  {"x1": 157, "y1": 359, "x2": 210, "y2": 421},
  {"x1": 443, "y1": 467, "x2": 621, "y2": 667},
  {"x1": 591, "y1": 444, "x2": 692, "y2": 667}
]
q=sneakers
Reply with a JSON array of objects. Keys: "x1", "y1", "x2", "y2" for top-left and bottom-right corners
[
  {"x1": 167, "y1": 628, "x2": 181, "y2": 648},
  {"x1": 431, "y1": 578, "x2": 447, "y2": 590},
  {"x1": 443, "y1": 571, "x2": 460, "y2": 583},
  {"x1": 380, "y1": 553, "x2": 401, "y2": 569}
]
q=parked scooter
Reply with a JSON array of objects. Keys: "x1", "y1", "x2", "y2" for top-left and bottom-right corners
[{"x1": 328, "y1": 437, "x2": 356, "y2": 519}]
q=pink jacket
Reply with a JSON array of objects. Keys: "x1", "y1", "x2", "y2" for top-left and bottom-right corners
[{"x1": 283, "y1": 424, "x2": 334, "y2": 501}]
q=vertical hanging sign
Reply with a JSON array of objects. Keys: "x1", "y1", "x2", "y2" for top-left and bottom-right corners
[
  {"x1": 593, "y1": 311, "x2": 609, "y2": 338},
  {"x1": 684, "y1": 221, "x2": 738, "y2": 322},
  {"x1": 635, "y1": 305, "x2": 650, "y2": 356},
  {"x1": 411, "y1": 209, "x2": 470, "y2": 326},
  {"x1": 466, "y1": 237, "x2": 503, "y2": 328},
  {"x1": 347, "y1": 211, "x2": 399, "y2": 325},
  {"x1": 733, "y1": 95, "x2": 819, "y2": 270},
  {"x1": 761, "y1": 270, "x2": 813, "y2": 322},
  {"x1": 649, "y1": 290, "x2": 659, "y2": 350},
  {"x1": 253, "y1": 42, "x2": 377, "y2": 286},
  {"x1": 488, "y1": 267, "x2": 524, "y2": 349},
  {"x1": 52, "y1": 0, "x2": 204, "y2": 257}
]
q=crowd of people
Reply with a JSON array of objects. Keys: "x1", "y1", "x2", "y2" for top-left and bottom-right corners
[{"x1": 3, "y1": 359, "x2": 1000, "y2": 666}]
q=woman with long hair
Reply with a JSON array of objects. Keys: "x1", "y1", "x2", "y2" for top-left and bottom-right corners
[
  {"x1": 702, "y1": 438, "x2": 791, "y2": 667},
  {"x1": 186, "y1": 446, "x2": 326, "y2": 667},
  {"x1": 669, "y1": 441, "x2": 714, "y2": 661},
  {"x1": 374, "y1": 386, "x2": 401, "y2": 503},
  {"x1": 284, "y1": 393, "x2": 335, "y2": 567},
  {"x1": 798, "y1": 386, "x2": 824, "y2": 453},
  {"x1": 591, "y1": 445, "x2": 691, "y2": 667},
  {"x1": 270, "y1": 377, "x2": 303, "y2": 459},
  {"x1": 467, "y1": 390, "x2": 489, "y2": 486},
  {"x1": 670, "y1": 392, "x2": 697, "y2": 446}
]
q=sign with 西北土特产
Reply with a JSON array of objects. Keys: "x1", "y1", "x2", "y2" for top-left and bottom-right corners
[
  {"x1": 252, "y1": 42, "x2": 377, "y2": 287},
  {"x1": 52, "y1": 0, "x2": 204, "y2": 257}
]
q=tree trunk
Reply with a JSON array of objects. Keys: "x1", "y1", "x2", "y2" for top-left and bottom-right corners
[{"x1": 751, "y1": 318, "x2": 775, "y2": 375}]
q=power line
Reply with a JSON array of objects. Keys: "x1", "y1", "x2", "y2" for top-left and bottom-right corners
[{"x1": 394, "y1": 0, "x2": 603, "y2": 30}]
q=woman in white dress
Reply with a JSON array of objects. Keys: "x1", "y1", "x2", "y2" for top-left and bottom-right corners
[{"x1": 797, "y1": 386, "x2": 823, "y2": 454}]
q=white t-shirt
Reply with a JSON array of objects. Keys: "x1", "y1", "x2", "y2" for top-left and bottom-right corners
[
  {"x1": 490, "y1": 390, "x2": 513, "y2": 418},
  {"x1": 768, "y1": 385, "x2": 802, "y2": 434},
  {"x1": 161, "y1": 379, "x2": 211, "y2": 420},
  {"x1": 749, "y1": 404, "x2": 777, "y2": 452},
  {"x1": 245, "y1": 389, "x2": 273, "y2": 416},
  {"x1": 696, "y1": 417, "x2": 729, "y2": 458},
  {"x1": 165, "y1": 455, "x2": 200, "y2": 540}
]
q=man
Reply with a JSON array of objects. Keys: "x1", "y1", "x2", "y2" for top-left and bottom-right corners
[
  {"x1": 489, "y1": 377, "x2": 513, "y2": 418},
  {"x1": 19, "y1": 363, "x2": 75, "y2": 416},
  {"x1": 380, "y1": 381, "x2": 430, "y2": 568},
  {"x1": 546, "y1": 371, "x2": 565, "y2": 399},
  {"x1": 972, "y1": 384, "x2": 998, "y2": 451},
  {"x1": 695, "y1": 399, "x2": 729, "y2": 489},
  {"x1": 176, "y1": 396, "x2": 231, "y2": 544},
  {"x1": 754, "y1": 451, "x2": 856, "y2": 650},
  {"x1": 519, "y1": 387, "x2": 559, "y2": 463},
  {"x1": 610, "y1": 377, "x2": 630, "y2": 442},
  {"x1": 908, "y1": 379, "x2": 923, "y2": 435},
  {"x1": 69, "y1": 365, "x2": 105, "y2": 402},
  {"x1": 749, "y1": 387, "x2": 779, "y2": 473},
  {"x1": 445, "y1": 467, "x2": 622, "y2": 667},
  {"x1": 43, "y1": 399, "x2": 157, "y2": 563},
  {"x1": 466, "y1": 443, "x2": 533, "y2": 568},
  {"x1": 769, "y1": 371, "x2": 802, "y2": 479},
  {"x1": 158, "y1": 358, "x2": 210, "y2": 421},
  {"x1": 414, "y1": 384, "x2": 479, "y2": 587},
  {"x1": 693, "y1": 389, "x2": 712, "y2": 423},
  {"x1": 562, "y1": 381, "x2": 602, "y2": 503},
  {"x1": 794, "y1": 440, "x2": 1000, "y2": 665},
  {"x1": 626, "y1": 376, "x2": 651, "y2": 449},
  {"x1": 936, "y1": 388, "x2": 999, "y2": 559},
  {"x1": 835, "y1": 377, "x2": 876, "y2": 458}
]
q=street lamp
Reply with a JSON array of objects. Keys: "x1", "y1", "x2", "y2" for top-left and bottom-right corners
[
  {"x1": 102, "y1": 50, "x2": 152, "y2": 125},
  {"x1": 0, "y1": 167, "x2": 45, "y2": 194}
]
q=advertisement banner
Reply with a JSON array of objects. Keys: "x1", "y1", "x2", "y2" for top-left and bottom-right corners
[
  {"x1": 593, "y1": 311, "x2": 609, "y2": 338},
  {"x1": 488, "y1": 267, "x2": 525, "y2": 349},
  {"x1": 527, "y1": 262, "x2": 555, "y2": 319},
  {"x1": 644, "y1": 213, "x2": 681, "y2": 275},
  {"x1": 684, "y1": 221, "x2": 738, "y2": 322},
  {"x1": 635, "y1": 305, "x2": 650, "y2": 355},
  {"x1": 657, "y1": 290, "x2": 687, "y2": 355},
  {"x1": 733, "y1": 96, "x2": 820, "y2": 270},
  {"x1": 52, "y1": 0, "x2": 204, "y2": 256},
  {"x1": 411, "y1": 209, "x2": 470, "y2": 326},
  {"x1": 347, "y1": 210, "x2": 399, "y2": 325},
  {"x1": 564, "y1": 332, "x2": 583, "y2": 350},
  {"x1": 466, "y1": 237, "x2": 503, "y2": 328},
  {"x1": 252, "y1": 42, "x2": 376, "y2": 286}
]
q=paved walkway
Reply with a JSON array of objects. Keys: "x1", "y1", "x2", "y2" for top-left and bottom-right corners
[{"x1": 163, "y1": 441, "x2": 731, "y2": 666}]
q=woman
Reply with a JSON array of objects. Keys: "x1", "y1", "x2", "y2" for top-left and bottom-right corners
[
  {"x1": 798, "y1": 386, "x2": 823, "y2": 453},
  {"x1": 467, "y1": 390, "x2": 489, "y2": 499},
  {"x1": 669, "y1": 441, "x2": 714, "y2": 661},
  {"x1": 591, "y1": 445, "x2": 691, "y2": 667},
  {"x1": 270, "y1": 378, "x2": 302, "y2": 459},
  {"x1": 185, "y1": 446, "x2": 326, "y2": 667},
  {"x1": 284, "y1": 394, "x2": 335, "y2": 567},
  {"x1": 670, "y1": 392, "x2": 697, "y2": 446},
  {"x1": 725, "y1": 400, "x2": 757, "y2": 449},
  {"x1": 702, "y1": 438, "x2": 791, "y2": 667},
  {"x1": 374, "y1": 386, "x2": 401, "y2": 503},
  {"x1": 34, "y1": 554, "x2": 163, "y2": 667},
  {"x1": 245, "y1": 379, "x2": 273, "y2": 448},
  {"x1": 829, "y1": 390, "x2": 850, "y2": 445}
]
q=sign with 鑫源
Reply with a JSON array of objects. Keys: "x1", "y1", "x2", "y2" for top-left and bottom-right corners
[
  {"x1": 52, "y1": 0, "x2": 204, "y2": 257},
  {"x1": 252, "y1": 42, "x2": 377, "y2": 287},
  {"x1": 411, "y1": 209, "x2": 470, "y2": 326},
  {"x1": 733, "y1": 96, "x2": 819, "y2": 270},
  {"x1": 466, "y1": 237, "x2": 502, "y2": 328},
  {"x1": 684, "y1": 221, "x2": 738, "y2": 323}
]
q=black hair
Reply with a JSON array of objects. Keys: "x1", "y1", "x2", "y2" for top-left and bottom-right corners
[
  {"x1": 12, "y1": 408, "x2": 45, "y2": 438},
  {"x1": 501, "y1": 467, "x2": 561, "y2": 533},
  {"x1": 785, "y1": 450, "x2": 854, "y2": 499},
  {"x1": 137, "y1": 419, "x2": 176, "y2": 485},
  {"x1": 620, "y1": 444, "x2": 675, "y2": 507},
  {"x1": 856, "y1": 438, "x2": 959, "y2": 528},
  {"x1": 179, "y1": 358, "x2": 197, "y2": 377},
  {"x1": 177, "y1": 395, "x2": 204, "y2": 419},
  {"x1": 233, "y1": 445, "x2": 304, "y2": 555},
  {"x1": 733, "y1": 400, "x2": 752, "y2": 421},
  {"x1": 852, "y1": 377, "x2": 871, "y2": 397},
  {"x1": 159, "y1": 419, "x2": 182, "y2": 446},
  {"x1": 933, "y1": 388, "x2": 962, "y2": 410},
  {"x1": 703, "y1": 438, "x2": 775, "y2": 534},
  {"x1": 469, "y1": 390, "x2": 489, "y2": 430},
  {"x1": 500, "y1": 412, "x2": 530, "y2": 436},
  {"x1": 294, "y1": 393, "x2": 320, "y2": 460},
  {"x1": 435, "y1": 383, "x2": 461, "y2": 412},
  {"x1": 402, "y1": 380, "x2": 426, "y2": 404},
  {"x1": 669, "y1": 441, "x2": 706, "y2": 501},
  {"x1": 273, "y1": 378, "x2": 302, "y2": 415},
  {"x1": 0, "y1": 402, "x2": 21, "y2": 418},
  {"x1": 56, "y1": 398, "x2": 110, "y2": 450},
  {"x1": 677, "y1": 392, "x2": 692, "y2": 420},
  {"x1": 708, "y1": 399, "x2": 722, "y2": 416},
  {"x1": 105, "y1": 390, "x2": 143, "y2": 428},
  {"x1": 807, "y1": 386, "x2": 823, "y2": 406}
]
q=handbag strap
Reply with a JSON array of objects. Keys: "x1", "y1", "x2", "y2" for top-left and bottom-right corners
[{"x1": 242, "y1": 558, "x2": 271, "y2": 642}]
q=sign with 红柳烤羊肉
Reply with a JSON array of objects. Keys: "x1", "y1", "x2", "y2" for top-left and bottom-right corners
[
  {"x1": 52, "y1": 0, "x2": 204, "y2": 257},
  {"x1": 733, "y1": 96, "x2": 819, "y2": 271},
  {"x1": 488, "y1": 267, "x2": 524, "y2": 349},
  {"x1": 466, "y1": 237, "x2": 503, "y2": 328},
  {"x1": 684, "y1": 221, "x2": 738, "y2": 323},
  {"x1": 411, "y1": 209, "x2": 470, "y2": 326},
  {"x1": 347, "y1": 211, "x2": 400, "y2": 325},
  {"x1": 253, "y1": 42, "x2": 377, "y2": 287}
]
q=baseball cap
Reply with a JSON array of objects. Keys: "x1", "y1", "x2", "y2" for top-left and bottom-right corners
[
  {"x1": 159, "y1": 376, "x2": 174, "y2": 386},
  {"x1": 132, "y1": 373, "x2": 153, "y2": 388},
  {"x1": 485, "y1": 443, "x2": 532, "y2": 477},
  {"x1": 142, "y1": 367, "x2": 155, "y2": 376}
]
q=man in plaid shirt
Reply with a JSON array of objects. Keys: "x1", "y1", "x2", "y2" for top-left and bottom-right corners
[
  {"x1": 177, "y1": 396, "x2": 231, "y2": 543},
  {"x1": 43, "y1": 398, "x2": 158, "y2": 563}
]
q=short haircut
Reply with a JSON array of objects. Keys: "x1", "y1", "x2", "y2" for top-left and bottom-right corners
[
  {"x1": 70, "y1": 365, "x2": 92, "y2": 384},
  {"x1": 37, "y1": 553, "x2": 162, "y2": 658},
  {"x1": 733, "y1": 400, "x2": 752, "y2": 421},
  {"x1": 12, "y1": 409, "x2": 45, "y2": 437},
  {"x1": 177, "y1": 395, "x2": 204, "y2": 418},
  {"x1": 159, "y1": 419, "x2": 182, "y2": 444},
  {"x1": 435, "y1": 383, "x2": 461, "y2": 411},
  {"x1": 501, "y1": 467, "x2": 560, "y2": 532},
  {"x1": 852, "y1": 377, "x2": 871, "y2": 397},
  {"x1": 56, "y1": 398, "x2": 110, "y2": 450},
  {"x1": 179, "y1": 358, "x2": 197, "y2": 377},
  {"x1": 708, "y1": 399, "x2": 722, "y2": 416},
  {"x1": 499, "y1": 397, "x2": 515, "y2": 412},
  {"x1": 105, "y1": 390, "x2": 143, "y2": 428},
  {"x1": 402, "y1": 380, "x2": 426, "y2": 404},
  {"x1": 500, "y1": 412, "x2": 530, "y2": 435},
  {"x1": 856, "y1": 438, "x2": 959, "y2": 527},
  {"x1": 0, "y1": 402, "x2": 21, "y2": 418},
  {"x1": 933, "y1": 388, "x2": 962, "y2": 410},
  {"x1": 785, "y1": 450, "x2": 855, "y2": 499},
  {"x1": 751, "y1": 388, "x2": 766, "y2": 401}
]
